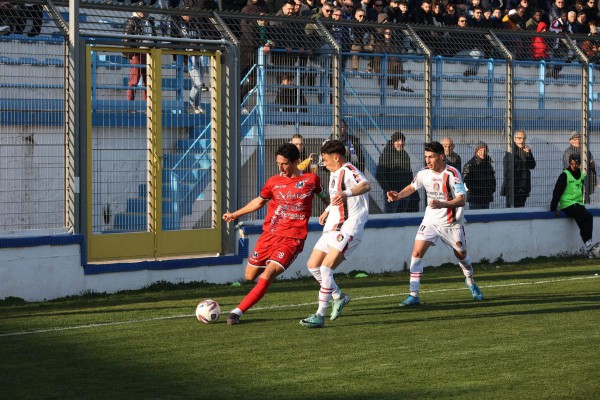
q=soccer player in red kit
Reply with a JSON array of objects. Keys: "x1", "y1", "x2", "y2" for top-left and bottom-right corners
[{"x1": 223, "y1": 143, "x2": 329, "y2": 325}]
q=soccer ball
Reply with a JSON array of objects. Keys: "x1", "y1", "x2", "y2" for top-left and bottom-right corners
[{"x1": 195, "y1": 299, "x2": 221, "y2": 323}]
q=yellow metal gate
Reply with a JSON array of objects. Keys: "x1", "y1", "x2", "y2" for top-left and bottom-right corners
[{"x1": 86, "y1": 46, "x2": 222, "y2": 261}]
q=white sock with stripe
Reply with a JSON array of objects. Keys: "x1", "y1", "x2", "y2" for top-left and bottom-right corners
[
  {"x1": 409, "y1": 257, "x2": 423, "y2": 295},
  {"x1": 316, "y1": 266, "x2": 337, "y2": 316}
]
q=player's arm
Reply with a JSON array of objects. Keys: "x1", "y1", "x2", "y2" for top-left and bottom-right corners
[
  {"x1": 332, "y1": 181, "x2": 370, "y2": 205},
  {"x1": 317, "y1": 190, "x2": 330, "y2": 206},
  {"x1": 429, "y1": 194, "x2": 465, "y2": 209},
  {"x1": 222, "y1": 196, "x2": 268, "y2": 222},
  {"x1": 387, "y1": 184, "x2": 416, "y2": 202}
]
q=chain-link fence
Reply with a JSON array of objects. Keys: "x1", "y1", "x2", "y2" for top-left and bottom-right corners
[{"x1": 3, "y1": 1, "x2": 600, "y2": 234}]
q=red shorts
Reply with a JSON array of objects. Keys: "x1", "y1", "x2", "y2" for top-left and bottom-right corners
[{"x1": 248, "y1": 232, "x2": 305, "y2": 270}]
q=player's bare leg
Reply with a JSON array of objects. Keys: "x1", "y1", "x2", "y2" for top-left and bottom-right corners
[
  {"x1": 227, "y1": 261, "x2": 284, "y2": 325},
  {"x1": 244, "y1": 263, "x2": 264, "y2": 282}
]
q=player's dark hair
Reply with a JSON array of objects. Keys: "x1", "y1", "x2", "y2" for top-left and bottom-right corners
[
  {"x1": 276, "y1": 142, "x2": 300, "y2": 162},
  {"x1": 321, "y1": 139, "x2": 346, "y2": 157},
  {"x1": 425, "y1": 141, "x2": 444, "y2": 155}
]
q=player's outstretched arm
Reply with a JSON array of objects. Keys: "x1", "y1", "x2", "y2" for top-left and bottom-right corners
[
  {"x1": 387, "y1": 184, "x2": 415, "y2": 202},
  {"x1": 222, "y1": 197, "x2": 268, "y2": 222}
]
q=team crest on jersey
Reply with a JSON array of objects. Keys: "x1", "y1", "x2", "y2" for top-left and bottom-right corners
[
  {"x1": 433, "y1": 182, "x2": 440, "y2": 191},
  {"x1": 331, "y1": 179, "x2": 336, "y2": 189},
  {"x1": 296, "y1": 180, "x2": 305, "y2": 188},
  {"x1": 337, "y1": 234, "x2": 344, "y2": 242},
  {"x1": 252, "y1": 251, "x2": 258, "y2": 258},
  {"x1": 455, "y1": 241, "x2": 463, "y2": 249}
]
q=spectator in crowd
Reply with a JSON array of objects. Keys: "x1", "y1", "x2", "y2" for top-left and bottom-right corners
[
  {"x1": 583, "y1": 0, "x2": 599, "y2": 25},
  {"x1": 526, "y1": 8, "x2": 544, "y2": 30},
  {"x1": 518, "y1": 0, "x2": 532, "y2": 20},
  {"x1": 340, "y1": 0, "x2": 355, "y2": 19},
  {"x1": 350, "y1": 8, "x2": 374, "y2": 74},
  {"x1": 123, "y1": 7, "x2": 156, "y2": 101},
  {"x1": 331, "y1": 119, "x2": 365, "y2": 172},
  {"x1": 503, "y1": 9, "x2": 522, "y2": 30},
  {"x1": 275, "y1": 74, "x2": 308, "y2": 113},
  {"x1": 291, "y1": 134, "x2": 316, "y2": 171},
  {"x1": 549, "y1": 0, "x2": 568, "y2": 22},
  {"x1": 412, "y1": 0, "x2": 435, "y2": 25},
  {"x1": 397, "y1": 0, "x2": 412, "y2": 23},
  {"x1": 441, "y1": 137, "x2": 462, "y2": 172},
  {"x1": 432, "y1": 2, "x2": 446, "y2": 26},
  {"x1": 454, "y1": 16, "x2": 486, "y2": 76},
  {"x1": 470, "y1": 6, "x2": 487, "y2": 27},
  {"x1": 532, "y1": 21, "x2": 550, "y2": 59},
  {"x1": 269, "y1": 0, "x2": 310, "y2": 81},
  {"x1": 387, "y1": 141, "x2": 483, "y2": 307},
  {"x1": 489, "y1": 8, "x2": 505, "y2": 29},
  {"x1": 376, "y1": 131, "x2": 420, "y2": 213},
  {"x1": 371, "y1": 28, "x2": 414, "y2": 93},
  {"x1": 462, "y1": 141, "x2": 497, "y2": 209},
  {"x1": 444, "y1": 3, "x2": 459, "y2": 26},
  {"x1": 172, "y1": 14, "x2": 210, "y2": 114},
  {"x1": 581, "y1": 21, "x2": 600, "y2": 61},
  {"x1": 548, "y1": 10, "x2": 569, "y2": 78},
  {"x1": 563, "y1": 130, "x2": 597, "y2": 194},
  {"x1": 501, "y1": 130, "x2": 536, "y2": 207},
  {"x1": 382, "y1": 0, "x2": 403, "y2": 23},
  {"x1": 550, "y1": 153, "x2": 597, "y2": 256},
  {"x1": 572, "y1": 11, "x2": 589, "y2": 33},
  {"x1": 369, "y1": 0, "x2": 386, "y2": 22}
]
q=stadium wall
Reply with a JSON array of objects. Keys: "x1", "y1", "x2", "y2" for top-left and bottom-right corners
[{"x1": 1, "y1": 208, "x2": 596, "y2": 302}]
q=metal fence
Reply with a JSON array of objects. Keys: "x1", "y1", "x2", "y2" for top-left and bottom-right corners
[{"x1": 2, "y1": 1, "x2": 600, "y2": 235}]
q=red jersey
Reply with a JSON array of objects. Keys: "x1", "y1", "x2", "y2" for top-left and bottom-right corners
[{"x1": 260, "y1": 172, "x2": 324, "y2": 239}]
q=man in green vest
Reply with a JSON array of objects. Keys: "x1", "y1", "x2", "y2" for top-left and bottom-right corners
[{"x1": 550, "y1": 153, "x2": 597, "y2": 257}]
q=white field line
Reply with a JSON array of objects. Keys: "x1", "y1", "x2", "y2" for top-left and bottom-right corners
[{"x1": 1, "y1": 274, "x2": 598, "y2": 338}]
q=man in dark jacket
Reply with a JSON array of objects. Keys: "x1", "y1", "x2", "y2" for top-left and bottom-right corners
[
  {"x1": 463, "y1": 142, "x2": 496, "y2": 209},
  {"x1": 376, "y1": 131, "x2": 420, "y2": 213},
  {"x1": 501, "y1": 130, "x2": 536, "y2": 207}
]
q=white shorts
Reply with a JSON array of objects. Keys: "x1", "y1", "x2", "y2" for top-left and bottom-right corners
[
  {"x1": 415, "y1": 222, "x2": 467, "y2": 252},
  {"x1": 314, "y1": 230, "x2": 361, "y2": 258}
]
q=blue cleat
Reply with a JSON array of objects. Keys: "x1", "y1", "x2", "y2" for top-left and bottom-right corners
[
  {"x1": 330, "y1": 293, "x2": 350, "y2": 321},
  {"x1": 465, "y1": 279, "x2": 484, "y2": 301},
  {"x1": 300, "y1": 314, "x2": 324, "y2": 328},
  {"x1": 399, "y1": 294, "x2": 420, "y2": 307}
]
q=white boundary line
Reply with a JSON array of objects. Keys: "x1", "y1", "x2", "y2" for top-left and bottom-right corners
[{"x1": 1, "y1": 274, "x2": 598, "y2": 338}]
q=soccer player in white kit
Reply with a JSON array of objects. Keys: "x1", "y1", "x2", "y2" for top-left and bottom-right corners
[
  {"x1": 387, "y1": 141, "x2": 483, "y2": 306},
  {"x1": 300, "y1": 139, "x2": 371, "y2": 328}
]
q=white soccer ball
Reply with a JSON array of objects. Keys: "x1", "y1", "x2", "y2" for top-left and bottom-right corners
[
  {"x1": 195, "y1": 299, "x2": 221, "y2": 323},
  {"x1": 590, "y1": 243, "x2": 600, "y2": 258}
]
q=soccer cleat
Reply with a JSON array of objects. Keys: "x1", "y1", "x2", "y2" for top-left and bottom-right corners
[
  {"x1": 465, "y1": 279, "x2": 484, "y2": 301},
  {"x1": 399, "y1": 294, "x2": 420, "y2": 307},
  {"x1": 226, "y1": 312, "x2": 240, "y2": 325},
  {"x1": 330, "y1": 293, "x2": 351, "y2": 321},
  {"x1": 300, "y1": 314, "x2": 324, "y2": 328}
]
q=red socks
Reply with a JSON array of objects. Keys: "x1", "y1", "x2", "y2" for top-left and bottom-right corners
[{"x1": 238, "y1": 278, "x2": 271, "y2": 313}]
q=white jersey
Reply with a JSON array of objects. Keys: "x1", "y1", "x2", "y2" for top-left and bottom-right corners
[
  {"x1": 324, "y1": 163, "x2": 369, "y2": 240},
  {"x1": 411, "y1": 165, "x2": 466, "y2": 227}
]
